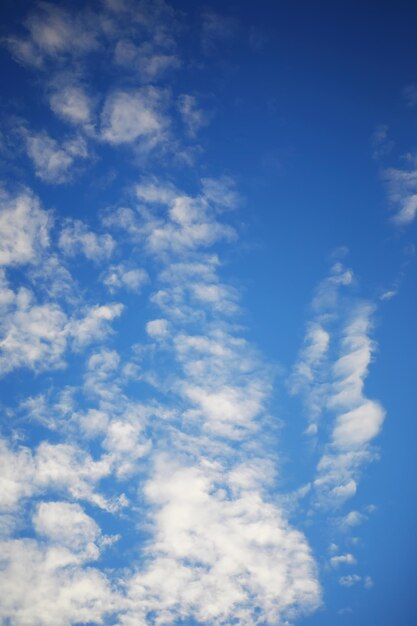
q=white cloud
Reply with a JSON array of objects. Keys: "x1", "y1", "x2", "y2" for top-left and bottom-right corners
[
  {"x1": 122, "y1": 456, "x2": 321, "y2": 626},
  {"x1": 330, "y1": 553, "x2": 357, "y2": 568},
  {"x1": 0, "y1": 287, "x2": 69, "y2": 375},
  {"x1": 339, "y1": 574, "x2": 361, "y2": 587},
  {"x1": 70, "y1": 303, "x2": 123, "y2": 350},
  {"x1": 201, "y1": 176, "x2": 240, "y2": 210},
  {"x1": 50, "y1": 84, "x2": 93, "y2": 125},
  {"x1": 290, "y1": 322, "x2": 330, "y2": 420},
  {"x1": 146, "y1": 318, "x2": 169, "y2": 339},
  {"x1": 332, "y1": 400, "x2": 385, "y2": 449},
  {"x1": 0, "y1": 438, "x2": 112, "y2": 517},
  {"x1": 190, "y1": 281, "x2": 239, "y2": 314},
  {"x1": 136, "y1": 178, "x2": 177, "y2": 205},
  {"x1": 291, "y1": 267, "x2": 385, "y2": 507},
  {"x1": 114, "y1": 39, "x2": 180, "y2": 80},
  {"x1": 5, "y1": 3, "x2": 99, "y2": 68},
  {"x1": 148, "y1": 195, "x2": 236, "y2": 255},
  {"x1": 183, "y1": 382, "x2": 265, "y2": 438},
  {"x1": 75, "y1": 408, "x2": 110, "y2": 438},
  {"x1": 59, "y1": 219, "x2": 115, "y2": 261},
  {"x1": 102, "y1": 263, "x2": 148, "y2": 293},
  {"x1": 103, "y1": 413, "x2": 152, "y2": 478},
  {"x1": 100, "y1": 88, "x2": 168, "y2": 145},
  {"x1": 0, "y1": 439, "x2": 35, "y2": 514},
  {"x1": 364, "y1": 575, "x2": 374, "y2": 589},
  {"x1": 177, "y1": 94, "x2": 208, "y2": 137},
  {"x1": 339, "y1": 510, "x2": 367, "y2": 528},
  {"x1": 394, "y1": 193, "x2": 417, "y2": 225},
  {"x1": 384, "y1": 158, "x2": 417, "y2": 225},
  {"x1": 0, "y1": 270, "x2": 122, "y2": 375},
  {"x1": 312, "y1": 263, "x2": 353, "y2": 312},
  {"x1": 0, "y1": 188, "x2": 50, "y2": 266},
  {"x1": 380, "y1": 288, "x2": 398, "y2": 301},
  {"x1": 106, "y1": 181, "x2": 237, "y2": 258},
  {"x1": 33, "y1": 501, "x2": 100, "y2": 554},
  {"x1": 26, "y1": 132, "x2": 88, "y2": 183},
  {"x1": 0, "y1": 538, "x2": 116, "y2": 626}
]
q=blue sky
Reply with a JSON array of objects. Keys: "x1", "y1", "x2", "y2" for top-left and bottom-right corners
[{"x1": 0, "y1": 1, "x2": 416, "y2": 625}]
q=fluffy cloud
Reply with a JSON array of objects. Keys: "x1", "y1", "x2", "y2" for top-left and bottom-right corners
[
  {"x1": 59, "y1": 219, "x2": 115, "y2": 261},
  {"x1": 0, "y1": 538, "x2": 115, "y2": 626},
  {"x1": 0, "y1": 188, "x2": 50, "y2": 266},
  {"x1": 146, "y1": 318, "x2": 169, "y2": 339},
  {"x1": 332, "y1": 400, "x2": 385, "y2": 449},
  {"x1": 102, "y1": 263, "x2": 148, "y2": 293},
  {"x1": 33, "y1": 501, "x2": 100, "y2": 553},
  {"x1": 0, "y1": 438, "x2": 112, "y2": 517},
  {"x1": 329, "y1": 553, "x2": 357, "y2": 568},
  {"x1": 5, "y1": 3, "x2": 99, "y2": 68},
  {"x1": 0, "y1": 271, "x2": 123, "y2": 375},
  {"x1": 100, "y1": 88, "x2": 168, "y2": 145},
  {"x1": 49, "y1": 84, "x2": 93, "y2": 125},
  {"x1": 26, "y1": 132, "x2": 88, "y2": 183},
  {"x1": 183, "y1": 382, "x2": 265, "y2": 438},
  {"x1": 339, "y1": 574, "x2": 362, "y2": 587},
  {"x1": 0, "y1": 287, "x2": 68, "y2": 375},
  {"x1": 70, "y1": 304, "x2": 124, "y2": 350},
  {"x1": 122, "y1": 457, "x2": 321, "y2": 626}
]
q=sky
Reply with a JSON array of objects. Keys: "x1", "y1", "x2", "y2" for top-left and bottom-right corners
[{"x1": 0, "y1": 1, "x2": 416, "y2": 625}]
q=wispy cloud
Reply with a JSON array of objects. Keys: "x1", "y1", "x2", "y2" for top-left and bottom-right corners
[
  {"x1": 291, "y1": 263, "x2": 385, "y2": 508},
  {"x1": 25, "y1": 131, "x2": 89, "y2": 183},
  {"x1": 384, "y1": 155, "x2": 417, "y2": 225},
  {"x1": 59, "y1": 219, "x2": 115, "y2": 261}
]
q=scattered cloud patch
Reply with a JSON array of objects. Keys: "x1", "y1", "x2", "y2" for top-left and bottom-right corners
[
  {"x1": 384, "y1": 155, "x2": 417, "y2": 225},
  {"x1": 26, "y1": 132, "x2": 88, "y2": 183},
  {"x1": 100, "y1": 88, "x2": 168, "y2": 146},
  {"x1": 146, "y1": 318, "x2": 169, "y2": 339},
  {"x1": 0, "y1": 188, "x2": 50, "y2": 266},
  {"x1": 102, "y1": 263, "x2": 148, "y2": 293},
  {"x1": 177, "y1": 94, "x2": 209, "y2": 137},
  {"x1": 339, "y1": 574, "x2": 362, "y2": 587},
  {"x1": 49, "y1": 83, "x2": 93, "y2": 126},
  {"x1": 59, "y1": 219, "x2": 115, "y2": 261},
  {"x1": 330, "y1": 553, "x2": 357, "y2": 568}
]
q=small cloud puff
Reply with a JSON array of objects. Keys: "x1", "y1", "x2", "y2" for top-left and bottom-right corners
[
  {"x1": 102, "y1": 263, "x2": 149, "y2": 293},
  {"x1": 146, "y1": 318, "x2": 169, "y2": 339},
  {"x1": 100, "y1": 88, "x2": 168, "y2": 146},
  {"x1": 25, "y1": 131, "x2": 89, "y2": 184},
  {"x1": 49, "y1": 83, "x2": 93, "y2": 126},
  {"x1": 59, "y1": 219, "x2": 115, "y2": 261},
  {"x1": 0, "y1": 188, "x2": 50, "y2": 266}
]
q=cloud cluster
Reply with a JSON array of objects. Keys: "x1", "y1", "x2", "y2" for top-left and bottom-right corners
[
  {"x1": 122, "y1": 456, "x2": 320, "y2": 626},
  {"x1": 4, "y1": 0, "x2": 208, "y2": 181},
  {"x1": 291, "y1": 263, "x2": 385, "y2": 507}
]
